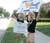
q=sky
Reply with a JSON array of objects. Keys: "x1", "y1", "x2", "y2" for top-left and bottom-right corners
[
  {"x1": 0, "y1": 0, "x2": 50, "y2": 14},
  {"x1": 43, "y1": 0, "x2": 50, "y2": 3},
  {"x1": 0, "y1": 0, "x2": 23, "y2": 14}
]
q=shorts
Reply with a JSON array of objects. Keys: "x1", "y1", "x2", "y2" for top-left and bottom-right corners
[{"x1": 27, "y1": 33, "x2": 35, "y2": 42}]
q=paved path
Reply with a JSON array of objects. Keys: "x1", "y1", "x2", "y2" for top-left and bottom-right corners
[
  {"x1": 35, "y1": 30, "x2": 50, "y2": 43},
  {"x1": 24, "y1": 30, "x2": 50, "y2": 43},
  {"x1": 0, "y1": 18, "x2": 11, "y2": 43}
]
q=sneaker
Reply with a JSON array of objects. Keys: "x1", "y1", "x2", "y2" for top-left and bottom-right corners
[{"x1": 20, "y1": 40, "x2": 23, "y2": 43}]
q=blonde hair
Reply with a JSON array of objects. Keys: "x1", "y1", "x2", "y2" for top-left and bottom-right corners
[
  {"x1": 18, "y1": 12, "x2": 26, "y2": 20},
  {"x1": 28, "y1": 11, "x2": 35, "y2": 20},
  {"x1": 18, "y1": 13, "x2": 24, "y2": 17}
]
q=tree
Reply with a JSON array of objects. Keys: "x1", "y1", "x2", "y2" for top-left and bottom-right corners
[
  {"x1": 40, "y1": 4, "x2": 48, "y2": 18},
  {"x1": 4, "y1": 11, "x2": 10, "y2": 18},
  {"x1": 12, "y1": 10, "x2": 18, "y2": 18},
  {"x1": 0, "y1": 7, "x2": 4, "y2": 16},
  {"x1": 47, "y1": 10, "x2": 50, "y2": 18}
]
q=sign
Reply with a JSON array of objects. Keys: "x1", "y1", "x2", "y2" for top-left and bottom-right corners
[
  {"x1": 13, "y1": 22, "x2": 27, "y2": 33},
  {"x1": 17, "y1": 0, "x2": 42, "y2": 13}
]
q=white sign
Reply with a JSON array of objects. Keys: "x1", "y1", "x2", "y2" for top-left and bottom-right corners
[
  {"x1": 13, "y1": 22, "x2": 27, "y2": 33},
  {"x1": 17, "y1": 0, "x2": 42, "y2": 13},
  {"x1": 30, "y1": 0, "x2": 42, "y2": 12}
]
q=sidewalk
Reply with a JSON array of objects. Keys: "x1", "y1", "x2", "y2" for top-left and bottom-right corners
[
  {"x1": 24, "y1": 30, "x2": 50, "y2": 43},
  {"x1": 35, "y1": 30, "x2": 50, "y2": 43},
  {"x1": 0, "y1": 18, "x2": 11, "y2": 43}
]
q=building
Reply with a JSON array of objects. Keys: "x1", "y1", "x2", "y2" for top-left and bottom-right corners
[{"x1": 44, "y1": 2, "x2": 50, "y2": 8}]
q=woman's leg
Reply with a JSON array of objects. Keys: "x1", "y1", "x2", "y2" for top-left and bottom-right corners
[
  {"x1": 17, "y1": 33, "x2": 23, "y2": 43},
  {"x1": 27, "y1": 32, "x2": 30, "y2": 43},
  {"x1": 17, "y1": 33, "x2": 21, "y2": 41},
  {"x1": 27, "y1": 32, "x2": 35, "y2": 43}
]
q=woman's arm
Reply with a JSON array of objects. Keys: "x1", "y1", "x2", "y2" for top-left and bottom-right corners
[
  {"x1": 12, "y1": 14, "x2": 17, "y2": 20},
  {"x1": 36, "y1": 10, "x2": 40, "y2": 21},
  {"x1": 23, "y1": 15, "x2": 27, "y2": 20}
]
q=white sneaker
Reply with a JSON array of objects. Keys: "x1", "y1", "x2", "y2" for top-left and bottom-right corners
[{"x1": 20, "y1": 40, "x2": 23, "y2": 43}]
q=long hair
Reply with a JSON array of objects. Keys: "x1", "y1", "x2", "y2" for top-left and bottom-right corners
[{"x1": 28, "y1": 11, "x2": 35, "y2": 21}]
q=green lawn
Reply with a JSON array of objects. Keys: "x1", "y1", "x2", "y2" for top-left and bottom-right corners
[
  {"x1": 36, "y1": 22, "x2": 50, "y2": 37},
  {"x1": 1, "y1": 20, "x2": 50, "y2": 43},
  {"x1": 1, "y1": 19, "x2": 26, "y2": 43}
]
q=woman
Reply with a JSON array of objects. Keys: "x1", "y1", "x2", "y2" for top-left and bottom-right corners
[
  {"x1": 12, "y1": 12, "x2": 26, "y2": 43},
  {"x1": 27, "y1": 11, "x2": 40, "y2": 43}
]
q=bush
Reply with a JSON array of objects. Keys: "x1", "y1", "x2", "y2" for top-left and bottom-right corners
[
  {"x1": 47, "y1": 10, "x2": 50, "y2": 18},
  {"x1": 38, "y1": 18, "x2": 50, "y2": 22}
]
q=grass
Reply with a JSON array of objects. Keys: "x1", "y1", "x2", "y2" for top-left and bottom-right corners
[
  {"x1": 36, "y1": 22, "x2": 50, "y2": 37},
  {"x1": 1, "y1": 19, "x2": 50, "y2": 43},
  {"x1": 1, "y1": 19, "x2": 26, "y2": 43}
]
